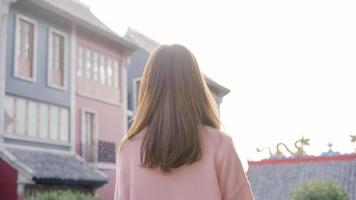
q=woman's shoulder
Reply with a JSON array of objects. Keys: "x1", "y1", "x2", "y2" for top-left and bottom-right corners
[
  {"x1": 203, "y1": 125, "x2": 234, "y2": 145},
  {"x1": 202, "y1": 126, "x2": 236, "y2": 158},
  {"x1": 203, "y1": 126, "x2": 238, "y2": 164},
  {"x1": 118, "y1": 132, "x2": 145, "y2": 159}
]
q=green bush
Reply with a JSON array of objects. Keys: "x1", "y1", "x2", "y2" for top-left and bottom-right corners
[
  {"x1": 290, "y1": 180, "x2": 349, "y2": 200},
  {"x1": 29, "y1": 190, "x2": 99, "y2": 200}
]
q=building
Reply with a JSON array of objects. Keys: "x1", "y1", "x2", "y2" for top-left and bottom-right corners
[
  {"x1": 0, "y1": 1, "x2": 230, "y2": 199},
  {"x1": 248, "y1": 152, "x2": 356, "y2": 200},
  {"x1": 73, "y1": 5, "x2": 136, "y2": 200},
  {"x1": 124, "y1": 28, "x2": 230, "y2": 122},
  {"x1": 0, "y1": 0, "x2": 136, "y2": 199}
]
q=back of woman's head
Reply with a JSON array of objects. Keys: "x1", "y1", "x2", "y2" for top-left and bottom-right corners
[{"x1": 123, "y1": 44, "x2": 220, "y2": 172}]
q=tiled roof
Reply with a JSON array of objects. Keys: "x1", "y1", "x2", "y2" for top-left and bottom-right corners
[
  {"x1": 247, "y1": 154, "x2": 356, "y2": 200},
  {"x1": 2, "y1": 147, "x2": 107, "y2": 186},
  {"x1": 26, "y1": 0, "x2": 137, "y2": 52}
]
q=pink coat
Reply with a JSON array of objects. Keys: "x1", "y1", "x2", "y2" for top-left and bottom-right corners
[{"x1": 115, "y1": 126, "x2": 254, "y2": 200}]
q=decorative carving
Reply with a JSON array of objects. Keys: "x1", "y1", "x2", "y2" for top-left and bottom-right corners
[
  {"x1": 257, "y1": 136, "x2": 310, "y2": 158},
  {"x1": 321, "y1": 142, "x2": 341, "y2": 156},
  {"x1": 276, "y1": 136, "x2": 309, "y2": 157}
]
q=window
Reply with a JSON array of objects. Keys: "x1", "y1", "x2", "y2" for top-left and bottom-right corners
[
  {"x1": 99, "y1": 54, "x2": 106, "y2": 84},
  {"x1": 15, "y1": 15, "x2": 36, "y2": 81},
  {"x1": 4, "y1": 96, "x2": 14, "y2": 133},
  {"x1": 48, "y1": 28, "x2": 66, "y2": 89},
  {"x1": 92, "y1": 52, "x2": 99, "y2": 81},
  {"x1": 49, "y1": 106, "x2": 59, "y2": 141},
  {"x1": 106, "y1": 57, "x2": 113, "y2": 86},
  {"x1": 27, "y1": 102, "x2": 37, "y2": 137},
  {"x1": 85, "y1": 49, "x2": 92, "y2": 79},
  {"x1": 77, "y1": 46, "x2": 84, "y2": 77},
  {"x1": 59, "y1": 108, "x2": 69, "y2": 142},
  {"x1": 82, "y1": 110, "x2": 97, "y2": 162},
  {"x1": 39, "y1": 104, "x2": 48, "y2": 139},
  {"x1": 113, "y1": 61, "x2": 119, "y2": 88},
  {"x1": 76, "y1": 45, "x2": 122, "y2": 103},
  {"x1": 15, "y1": 99, "x2": 26, "y2": 135},
  {"x1": 78, "y1": 46, "x2": 121, "y2": 88},
  {"x1": 3, "y1": 95, "x2": 69, "y2": 143}
]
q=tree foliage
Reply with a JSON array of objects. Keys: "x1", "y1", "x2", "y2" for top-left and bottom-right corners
[
  {"x1": 29, "y1": 190, "x2": 99, "y2": 200},
  {"x1": 290, "y1": 180, "x2": 349, "y2": 200}
]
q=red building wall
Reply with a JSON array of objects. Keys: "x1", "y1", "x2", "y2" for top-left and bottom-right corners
[{"x1": 0, "y1": 159, "x2": 18, "y2": 200}]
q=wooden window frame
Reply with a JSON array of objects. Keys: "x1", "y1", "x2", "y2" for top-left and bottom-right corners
[
  {"x1": 81, "y1": 108, "x2": 99, "y2": 163},
  {"x1": 48, "y1": 105, "x2": 60, "y2": 141},
  {"x1": 84, "y1": 48, "x2": 92, "y2": 80},
  {"x1": 76, "y1": 42, "x2": 123, "y2": 105},
  {"x1": 99, "y1": 53, "x2": 106, "y2": 85},
  {"x1": 4, "y1": 96, "x2": 15, "y2": 134},
  {"x1": 77, "y1": 46, "x2": 84, "y2": 77},
  {"x1": 59, "y1": 108, "x2": 69, "y2": 142},
  {"x1": 47, "y1": 27, "x2": 68, "y2": 90},
  {"x1": 78, "y1": 44, "x2": 121, "y2": 88},
  {"x1": 92, "y1": 51, "x2": 99, "y2": 81},
  {"x1": 106, "y1": 57, "x2": 113, "y2": 87},
  {"x1": 13, "y1": 14, "x2": 37, "y2": 82},
  {"x1": 3, "y1": 95, "x2": 70, "y2": 146},
  {"x1": 113, "y1": 60, "x2": 120, "y2": 89}
]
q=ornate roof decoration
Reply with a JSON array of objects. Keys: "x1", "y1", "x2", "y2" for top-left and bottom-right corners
[
  {"x1": 321, "y1": 143, "x2": 341, "y2": 157},
  {"x1": 257, "y1": 136, "x2": 310, "y2": 159},
  {"x1": 251, "y1": 136, "x2": 356, "y2": 199},
  {"x1": 26, "y1": 0, "x2": 137, "y2": 52},
  {"x1": 248, "y1": 154, "x2": 356, "y2": 200}
]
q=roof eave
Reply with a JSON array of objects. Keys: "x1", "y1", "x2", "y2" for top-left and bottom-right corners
[
  {"x1": 27, "y1": 0, "x2": 138, "y2": 54},
  {"x1": 204, "y1": 75, "x2": 231, "y2": 96},
  {"x1": 125, "y1": 28, "x2": 231, "y2": 94},
  {"x1": 79, "y1": 23, "x2": 138, "y2": 54},
  {"x1": 33, "y1": 177, "x2": 107, "y2": 187},
  {"x1": 248, "y1": 153, "x2": 356, "y2": 169},
  {"x1": 124, "y1": 27, "x2": 160, "y2": 53}
]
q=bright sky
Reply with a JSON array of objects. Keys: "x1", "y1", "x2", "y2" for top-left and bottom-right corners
[{"x1": 83, "y1": 0, "x2": 356, "y2": 167}]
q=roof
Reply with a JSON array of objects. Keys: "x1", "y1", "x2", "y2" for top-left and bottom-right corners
[
  {"x1": 247, "y1": 154, "x2": 356, "y2": 200},
  {"x1": 25, "y1": 0, "x2": 137, "y2": 52},
  {"x1": 125, "y1": 27, "x2": 160, "y2": 53},
  {"x1": 0, "y1": 147, "x2": 107, "y2": 186},
  {"x1": 125, "y1": 27, "x2": 230, "y2": 96},
  {"x1": 204, "y1": 75, "x2": 230, "y2": 96}
]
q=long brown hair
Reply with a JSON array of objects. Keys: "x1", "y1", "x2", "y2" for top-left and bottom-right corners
[{"x1": 121, "y1": 44, "x2": 220, "y2": 172}]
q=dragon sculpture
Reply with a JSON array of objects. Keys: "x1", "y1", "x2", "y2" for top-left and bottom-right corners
[
  {"x1": 275, "y1": 137, "x2": 310, "y2": 157},
  {"x1": 257, "y1": 136, "x2": 310, "y2": 158}
]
